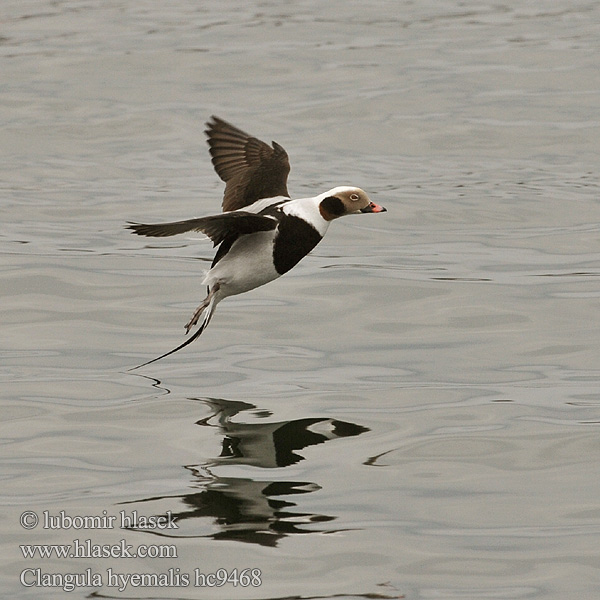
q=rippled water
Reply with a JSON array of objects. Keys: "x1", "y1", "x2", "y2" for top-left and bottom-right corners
[{"x1": 2, "y1": 1, "x2": 600, "y2": 599}]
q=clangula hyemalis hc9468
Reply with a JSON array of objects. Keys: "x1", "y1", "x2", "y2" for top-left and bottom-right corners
[{"x1": 128, "y1": 116, "x2": 386, "y2": 368}]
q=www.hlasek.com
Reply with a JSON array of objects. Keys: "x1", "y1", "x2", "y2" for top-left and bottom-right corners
[{"x1": 19, "y1": 510, "x2": 262, "y2": 592}]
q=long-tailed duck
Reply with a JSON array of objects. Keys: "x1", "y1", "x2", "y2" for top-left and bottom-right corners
[{"x1": 128, "y1": 116, "x2": 386, "y2": 367}]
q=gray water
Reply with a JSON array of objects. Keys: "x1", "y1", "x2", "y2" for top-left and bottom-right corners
[{"x1": 2, "y1": 1, "x2": 600, "y2": 599}]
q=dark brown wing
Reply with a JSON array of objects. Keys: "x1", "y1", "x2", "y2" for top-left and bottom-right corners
[
  {"x1": 127, "y1": 211, "x2": 278, "y2": 247},
  {"x1": 205, "y1": 116, "x2": 290, "y2": 211}
]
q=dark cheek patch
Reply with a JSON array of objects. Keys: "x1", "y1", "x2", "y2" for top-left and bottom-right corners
[{"x1": 319, "y1": 196, "x2": 345, "y2": 220}]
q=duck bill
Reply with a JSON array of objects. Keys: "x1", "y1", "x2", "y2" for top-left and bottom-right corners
[{"x1": 360, "y1": 201, "x2": 386, "y2": 213}]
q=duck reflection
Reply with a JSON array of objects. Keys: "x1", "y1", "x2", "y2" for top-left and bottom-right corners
[
  {"x1": 197, "y1": 397, "x2": 369, "y2": 468},
  {"x1": 126, "y1": 397, "x2": 369, "y2": 546},
  {"x1": 169, "y1": 468, "x2": 331, "y2": 546}
]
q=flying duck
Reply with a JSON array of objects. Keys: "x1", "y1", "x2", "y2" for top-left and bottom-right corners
[{"x1": 128, "y1": 116, "x2": 386, "y2": 368}]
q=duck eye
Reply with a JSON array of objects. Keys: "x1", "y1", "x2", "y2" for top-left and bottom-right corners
[{"x1": 350, "y1": 193, "x2": 360, "y2": 201}]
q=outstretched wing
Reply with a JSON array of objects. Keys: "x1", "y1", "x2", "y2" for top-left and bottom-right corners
[
  {"x1": 127, "y1": 211, "x2": 278, "y2": 246},
  {"x1": 205, "y1": 116, "x2": 291, "y2": 211}
]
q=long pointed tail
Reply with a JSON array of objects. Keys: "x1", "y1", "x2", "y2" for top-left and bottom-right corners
[{"x1": 128, "y1": 293, "x2": 218, "y2": 370}]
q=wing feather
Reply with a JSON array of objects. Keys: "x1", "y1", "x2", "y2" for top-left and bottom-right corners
[
  {"x1": 128, "y1": 211, "x2": 278, "y2": 246},
  {"x1": 205, "y1": 116, "x2": 291, "y2": 211}
]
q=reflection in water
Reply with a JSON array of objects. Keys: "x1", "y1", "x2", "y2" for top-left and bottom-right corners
[
  {"x1": 124, "y1": 396, "x2": 369, "y2": 546},
  {"x1": 169, "y1": 470, "x2": 331, "y2": 547},
  {"x1": 198, "y1": 397, "x2": 369, "y2": 468}
]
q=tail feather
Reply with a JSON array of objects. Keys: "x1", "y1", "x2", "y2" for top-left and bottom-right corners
[{"x1": 128, "y1": 295, "x2": 218, "y2": 370}]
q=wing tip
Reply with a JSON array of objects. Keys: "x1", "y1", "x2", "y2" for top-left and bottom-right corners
[{"x1": 127, "y1": 222, "x2": 145, "y2": 236}]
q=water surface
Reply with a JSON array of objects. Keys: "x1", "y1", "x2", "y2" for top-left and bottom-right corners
[{"x1": 2, "y1": 1, "x2": 600, "y2": 599}]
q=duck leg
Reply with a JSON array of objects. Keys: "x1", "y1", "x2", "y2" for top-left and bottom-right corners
[
  {"x1": 185, "y1": 283, "x2": 220, "y2": 334},
  {"x1": 129, "y1": 282, "x2": 222, "y2": 370}
]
